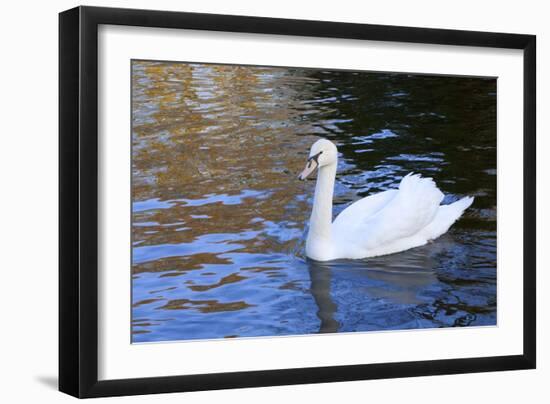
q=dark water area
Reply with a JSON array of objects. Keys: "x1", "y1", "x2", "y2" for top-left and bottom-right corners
[{"x1": 131, "y1": 61, "x2": 496, "y2": 342}]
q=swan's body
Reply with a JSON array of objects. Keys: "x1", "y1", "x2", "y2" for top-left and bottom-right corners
[{"x1": 299, "y1": 139, "x2": 474, "y2": 261}]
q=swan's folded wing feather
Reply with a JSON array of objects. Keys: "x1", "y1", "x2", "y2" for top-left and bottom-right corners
[
  {"x1": 333, "y1": 189, "x2": 398, "y2": 226},
  {"x1": 359, "y1": 174, "x2": 444, "y2": 249},
  {"x1": 420, "y1": 196, "x2": 474, "y2": 241}
]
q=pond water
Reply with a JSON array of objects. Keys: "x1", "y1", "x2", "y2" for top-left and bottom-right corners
[{"x1": 131, "y1": 61, "x2": 497, "y2": 342}]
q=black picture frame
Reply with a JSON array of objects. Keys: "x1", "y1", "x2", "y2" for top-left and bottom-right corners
[{"x1": 59, "y1": 5, "x2": 536, "y2": 398}]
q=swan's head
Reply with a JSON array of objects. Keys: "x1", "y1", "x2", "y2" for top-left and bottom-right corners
[{"x1": 298, "y1": 139, "x2": 338, "y2": 180}]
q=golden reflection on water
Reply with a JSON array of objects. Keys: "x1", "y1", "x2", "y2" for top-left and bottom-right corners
[{"x1": 132, "y1": 61, "x2": 326, "y2": 321}]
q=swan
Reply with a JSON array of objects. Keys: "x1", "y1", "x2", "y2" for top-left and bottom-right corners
[{"x1": 298, "y1": 138, "x2": 474, "y2": 261}]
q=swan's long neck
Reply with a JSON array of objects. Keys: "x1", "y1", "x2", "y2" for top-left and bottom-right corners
[{"x1": 308, "y1": 162, "x2": 336, "y2": 241}]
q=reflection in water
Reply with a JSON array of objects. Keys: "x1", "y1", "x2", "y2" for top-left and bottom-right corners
[
  {"x1": 131, "y1": 61, "x2": 496, "y2": 342},
  {"x1": 308, "y1": 260, "x2": 338, "y2": 333}
]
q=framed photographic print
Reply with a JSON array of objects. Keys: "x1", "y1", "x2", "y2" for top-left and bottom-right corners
[{"x1": 59, "y1": 6, "x2": 536, "y2": 398}]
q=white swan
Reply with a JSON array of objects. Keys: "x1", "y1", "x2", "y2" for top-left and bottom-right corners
[{"x1": 298, "y1": 139, "x2": 474, "y2": 261}]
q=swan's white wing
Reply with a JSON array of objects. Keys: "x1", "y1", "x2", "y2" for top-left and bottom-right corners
[
  {"x1": 329, "y1": 174, "x2": 473, "y2": 259},
  {"x1": 420, "y1": 196, "x2": 474, "y2": 240},
  {"x1": 362, "y1": 174, "x2": 444, "y2": 248},
  {"x1": 336, "y1": 174, "x2": 444, "y2": 255},
  {"x1": 333, "y1": 189, "x2": 398, "y2": 226}
]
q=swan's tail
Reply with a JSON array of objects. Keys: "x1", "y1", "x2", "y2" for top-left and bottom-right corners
[{"x1": 421, "y1": 196, "x2": 474, "y2": 241}]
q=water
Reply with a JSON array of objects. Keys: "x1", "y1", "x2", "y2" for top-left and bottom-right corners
[{"x1": 131, "y1": 61, "x2": 496, "y2": 342}]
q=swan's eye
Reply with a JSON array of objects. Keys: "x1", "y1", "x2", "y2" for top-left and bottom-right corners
[{"x1": 307, "y1": 151, "x2": 323, "y2": 168}]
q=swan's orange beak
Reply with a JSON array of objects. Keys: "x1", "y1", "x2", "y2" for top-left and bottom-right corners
[{"x1": 298, "y1": 158, "x2": 318, "y2": 180}]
